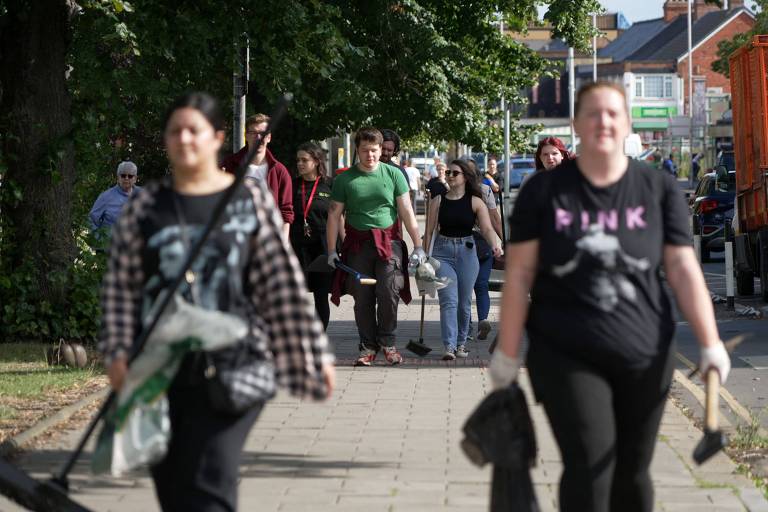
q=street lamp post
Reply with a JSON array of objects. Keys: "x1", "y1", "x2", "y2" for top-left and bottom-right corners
[
  {"x1": 593, "y1": 13, "x2": 598, "y2": 82},
  {"x1": 688, "y1": 0, "x2": 695, "y2": 186},
  {"x1": 233, "y1": 35, "x2": 249, "y2": 153},
  {"x1": 500, "y1": 18, "x2": 511, "y2": 193}
]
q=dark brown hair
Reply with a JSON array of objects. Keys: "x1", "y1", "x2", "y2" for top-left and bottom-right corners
[
  {"x1": 296, "y1": 142, "x2": 328, "y2": 179},
  {"x1": 449, "y1": 159, "x2": 482, "y2": 199},
  {"x1": 574, "y1": 81, "x2": 628, "y2": 117},
  {"x1": 354, "y1": 127, "x2": 383, "y2": 147},
  {"x1": 163, "y1": 92, "x2": 225, "y2": 132}
]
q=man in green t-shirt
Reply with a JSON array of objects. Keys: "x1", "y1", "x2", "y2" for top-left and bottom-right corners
[{"x1": 327, "y1": 127, "x2": 426, "y2": 366}]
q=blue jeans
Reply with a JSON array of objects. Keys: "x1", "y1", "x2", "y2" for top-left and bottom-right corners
[
  {"x1": 433, "y1": 235, "x2": 480, "y2": 351},
  {"x1": 474, "y1": 255, "x2": 493, "y2": 322}
]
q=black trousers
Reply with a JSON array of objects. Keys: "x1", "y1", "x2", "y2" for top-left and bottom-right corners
[
  {"x1": 150, "y1": 357, "x2": 263, "y2": 512},
  {"x1": 526, "y1": 340, "x2": 674, "y2": 512}
]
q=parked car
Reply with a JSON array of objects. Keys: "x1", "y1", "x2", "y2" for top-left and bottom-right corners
[
  {"x1": 497, "y1": 158, "x2": 536, "y2": 188},
  {"x1": 715, "y1": 149, "x2": 735, "y2": 173},
  {"x1": 689, "y1": 168, "x2": 735, "y2": 262}
]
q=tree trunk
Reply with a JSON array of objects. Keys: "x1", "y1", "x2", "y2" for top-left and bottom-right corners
[{"x1": 0, "y1": 0, "x2": 77, "y2": 306}]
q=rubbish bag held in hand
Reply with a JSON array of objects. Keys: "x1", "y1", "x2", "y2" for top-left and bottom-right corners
[
  {"x1": 461, "y1": 382, "x2": 540, "y2": 512},
  {"x1": 414, "y1": 257, "x2": 451, "y2": 298}
]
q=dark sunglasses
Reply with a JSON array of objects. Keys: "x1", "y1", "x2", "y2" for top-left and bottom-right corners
[
  {"x1": 119, "y1": 174, "x2": 136, "y2": 179},
  {"x1": 446, "y1": 170, "x2": 464, "y2": 177}
]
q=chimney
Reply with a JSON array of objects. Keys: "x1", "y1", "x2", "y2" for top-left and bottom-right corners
[
  {"x1": 664, "y1": 0, "x2": 732, "y2": 23},
  {"x1": 663, "y1": 0, "x2": 688, "y2": 21},
  {"x1": 694, "y1": 0, "x2": 721, "y2": 18}
]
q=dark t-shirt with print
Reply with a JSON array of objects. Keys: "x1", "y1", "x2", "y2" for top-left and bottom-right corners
[
  {"x1": 138, "y1": 182, "x2": 259, "y2": 323},
  {"x1": 508, "y1": 158, "x2": 691, "y2": 368}
]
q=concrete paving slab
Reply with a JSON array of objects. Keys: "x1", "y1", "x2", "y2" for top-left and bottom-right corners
[{"x1": 1, "y1": 274, "x2": 766, "y2": 511}]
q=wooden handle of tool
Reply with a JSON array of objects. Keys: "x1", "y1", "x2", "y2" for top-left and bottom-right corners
[
  {"x1": 359, "y1": 278, "x2": 377, "y2": 285},
  {"x1": 705, "y1": 368, "x2": 720, "y2": 430}
]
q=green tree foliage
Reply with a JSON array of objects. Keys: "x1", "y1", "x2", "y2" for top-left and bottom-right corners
[
  {"x1": 0, "y1": 0, "x2": 595, "y2": 342},
  {"x1": 712, "y1": 0, "x2": 767, "y2": 77}
]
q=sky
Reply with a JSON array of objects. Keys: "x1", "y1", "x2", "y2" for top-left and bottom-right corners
[{"x1": 599, "y1": 0, "x2": 667, "y2": 22}]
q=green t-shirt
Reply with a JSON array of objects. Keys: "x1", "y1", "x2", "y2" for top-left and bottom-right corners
[{"x1": 330, "y1": 163, "x2": 409, "y2": 230}]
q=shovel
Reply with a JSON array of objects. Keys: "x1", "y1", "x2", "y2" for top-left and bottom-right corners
[{"x1": 692, "y1": 368, "x2": 728, "y2": 465}]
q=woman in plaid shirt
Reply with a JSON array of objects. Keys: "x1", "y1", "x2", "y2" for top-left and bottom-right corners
[{"x1": 99, "y1": 92, "x2": 335, "y2": 511}]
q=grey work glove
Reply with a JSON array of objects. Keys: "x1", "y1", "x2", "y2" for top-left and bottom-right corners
[
  {"x1": 408, "y1": 247, "x2": 428, "y2": 274},
  {"x1": 489, "y1": 349, "x2": 521, "y2": 390},
  {"x1": 327, "y1": 252, "x2": 341, "y2": 268}
]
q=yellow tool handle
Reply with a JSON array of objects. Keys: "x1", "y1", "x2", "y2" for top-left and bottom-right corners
[
  {"x1": 705, "y1": 368, "x2": 720, "y2": 431},
  {"x1": 359, "y1": 278, "x2": 377, "y2": 285}
]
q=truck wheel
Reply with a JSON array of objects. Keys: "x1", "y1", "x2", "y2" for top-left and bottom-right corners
[{"x1": 736, "y1": 269, "x2": 754, "y2": 296}]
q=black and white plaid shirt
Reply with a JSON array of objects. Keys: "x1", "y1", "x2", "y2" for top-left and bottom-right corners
[{"x1": 98, "y1": 179, "x2": 333, "y2": 400}]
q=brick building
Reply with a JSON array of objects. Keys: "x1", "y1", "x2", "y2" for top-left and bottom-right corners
[{"x1": 589, "y1": 0, "x2": 755, "y2": 142}]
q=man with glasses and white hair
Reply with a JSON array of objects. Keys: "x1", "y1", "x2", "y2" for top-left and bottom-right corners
[{"x1": 89, "y1": 160, "x2": 142, "y2": 231}]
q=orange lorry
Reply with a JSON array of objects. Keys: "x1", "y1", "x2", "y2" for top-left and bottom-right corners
[{"x1": 731, "y1": 35, "x2": 768, "y2": 299}]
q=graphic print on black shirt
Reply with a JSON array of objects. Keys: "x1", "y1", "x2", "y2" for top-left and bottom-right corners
[
  {"x1": 507, "y1": 159, "x2": 691, "y2": 367},
  {"x1": 551, "y1": 223, "x2": 650, "y2": 312},
  {"x1": 140, "y1": 184, "x2": 259, "y2": 323}
]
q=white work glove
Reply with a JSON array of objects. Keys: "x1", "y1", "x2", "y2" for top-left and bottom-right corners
[
  {"x1": 327, "y1": 252, "x2": 340, "y2": 268},
  {"x1": 489, "y1": 349, "x2": 521, "y2": 390},
  {"x1": 700, "y1": 341, "x2": 731, "y2": 384}
]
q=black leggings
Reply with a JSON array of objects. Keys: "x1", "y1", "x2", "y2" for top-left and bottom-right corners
[
  {"x1": 526, "y1": 341, "x2": 674, "y2": 512},
  {"x1": 151, "y1": 359, "x2": 264, "y2": 512}
]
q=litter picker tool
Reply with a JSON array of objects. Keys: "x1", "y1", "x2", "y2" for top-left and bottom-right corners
[
  {"x1": 692, "y1": 368, "x2": 728, "y2": 465},
  {"x1": 0, "y1": 93, "x2": 293, "y2": 512}
]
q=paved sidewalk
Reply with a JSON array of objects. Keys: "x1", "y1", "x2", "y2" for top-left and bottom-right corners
[{"x1": 1, "y1": 285, "x2": 767, "y2": 511}]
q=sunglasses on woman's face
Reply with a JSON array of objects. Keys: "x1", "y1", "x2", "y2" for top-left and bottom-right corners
[
  {"x1": 119, "y1": 174, "x2": 136, "y2": 179},
  {"x1": 446, "y1": 170, "x2": 463, "y2": 177}
]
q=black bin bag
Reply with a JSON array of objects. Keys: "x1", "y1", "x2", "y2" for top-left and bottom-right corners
[{"x1": 460, "y1": 382, "x2": 540, "y2": 512}]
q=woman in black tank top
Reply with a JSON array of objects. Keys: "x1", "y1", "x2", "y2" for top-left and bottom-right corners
[{"x1": 423, "y1": 160, "x2": 502, "y2": 361}]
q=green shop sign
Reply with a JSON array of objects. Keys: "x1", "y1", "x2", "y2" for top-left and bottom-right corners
[{"x1": 631, "y1": 106, "x2": 678, "y2": 118}]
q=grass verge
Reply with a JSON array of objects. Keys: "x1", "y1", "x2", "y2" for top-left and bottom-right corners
[{"x1": 0, "y1": 342, "x2": 107, "y2": 443}]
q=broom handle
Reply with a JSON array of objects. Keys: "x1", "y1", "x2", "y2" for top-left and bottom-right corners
[
  {"x1": 705, "y1": 368, "x2": 720, "y2": 431},
  {"x1": 418, "y1": 295, "x2": 426, "y2": 338},
  {"x1": 53, "y1": 94, "x2": 293, "y2": 486}
]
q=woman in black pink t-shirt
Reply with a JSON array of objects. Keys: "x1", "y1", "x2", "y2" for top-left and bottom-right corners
[
  {"x1": 489, "y1": 82, "x2": 731, "y2": 512},
  {"x1": 100, "y1": 93, "x2": 335, "y2": 511},
  {"x1": 290, "y1": 142, "x2": 333, "y2": 329}
]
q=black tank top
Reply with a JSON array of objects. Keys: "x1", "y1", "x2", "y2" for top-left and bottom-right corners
[{"x1": 438, "y1": 193, "x2": 475, "y2": 237}]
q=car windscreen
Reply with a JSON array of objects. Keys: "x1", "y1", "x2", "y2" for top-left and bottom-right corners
[
  {"x1": 718, "y1": 152, "x2": 735, "y2": 173},
  {"x1": 715, "y1": 175, "x2": 736, "y2": 193},
  {"x1": 512, "y1": 162, "x2": 534, "y2": 169}
]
